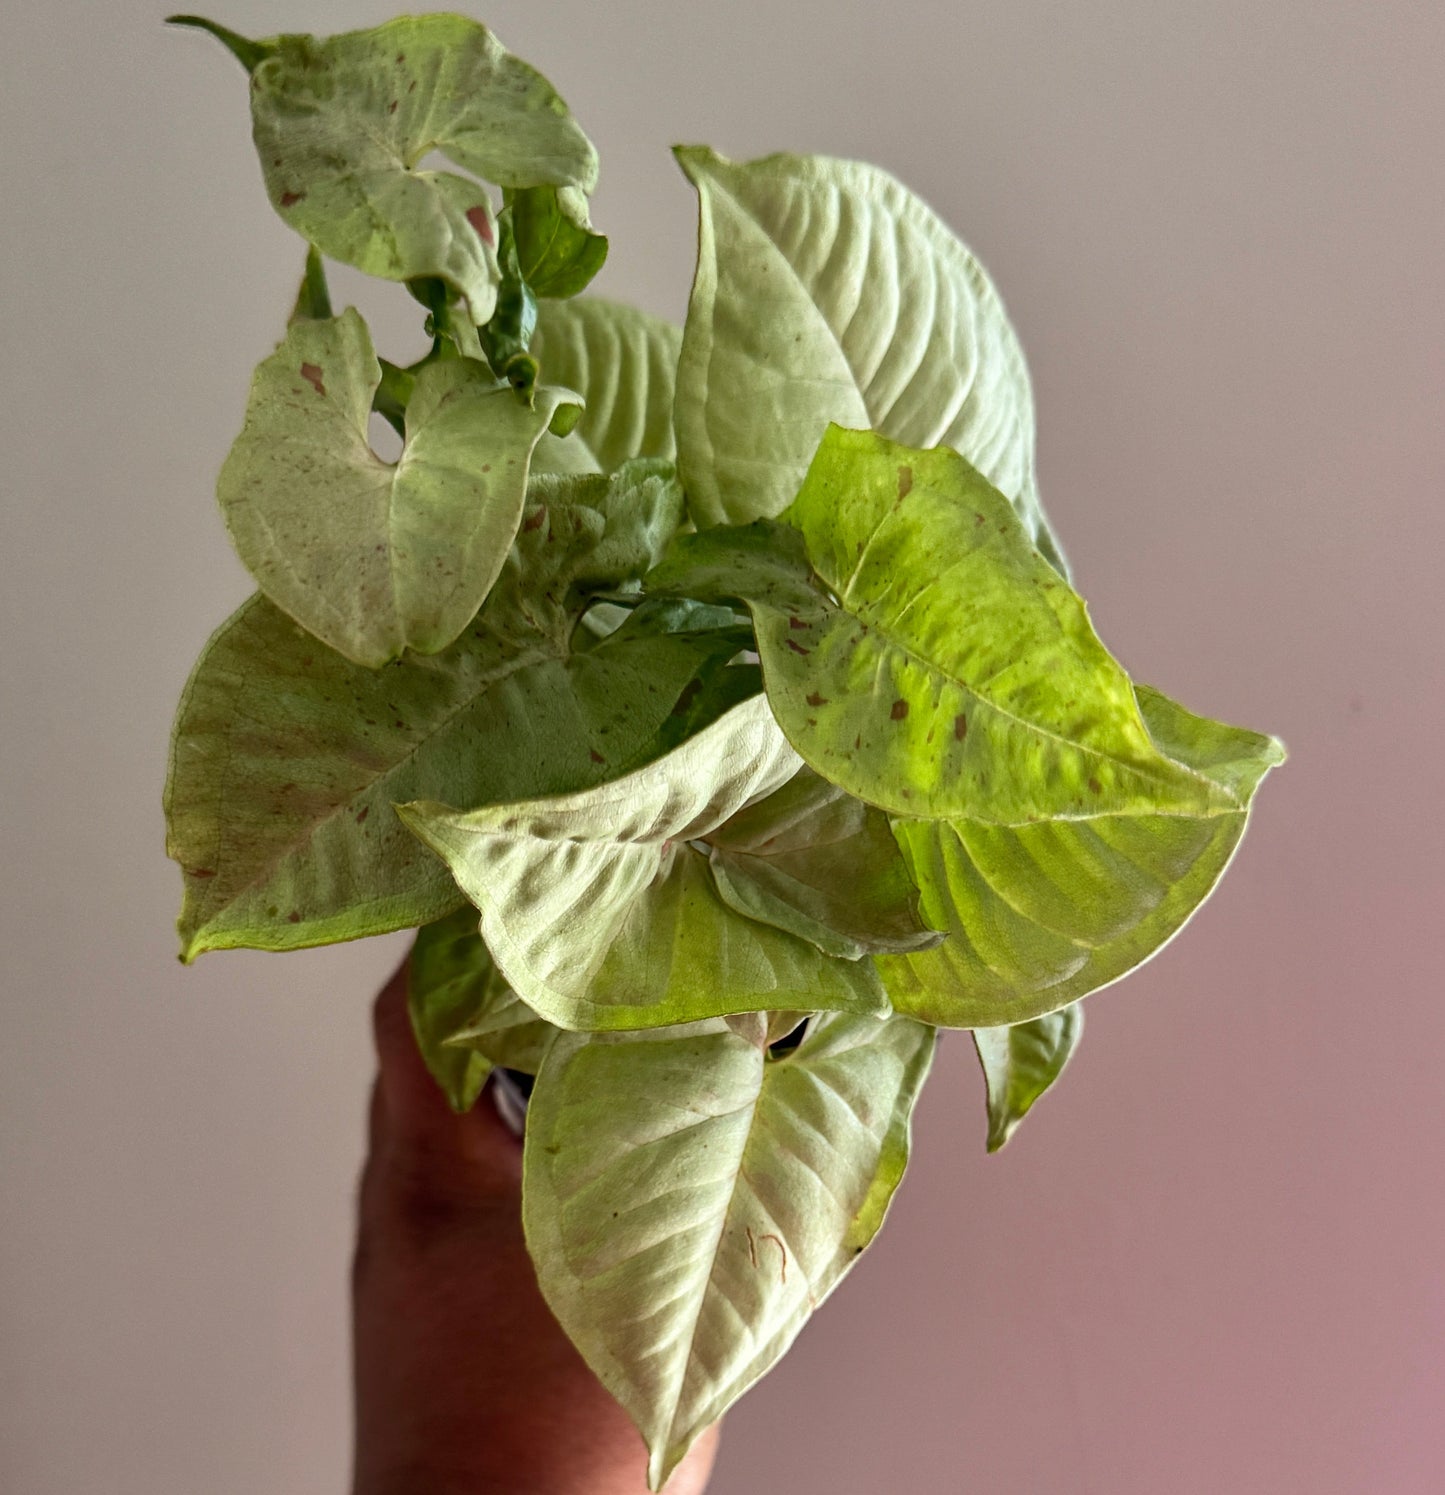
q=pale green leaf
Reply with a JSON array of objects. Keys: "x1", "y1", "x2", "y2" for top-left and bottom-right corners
[
  {"x1": 707, "y1": 767, "x2": 942, "y2": 959},
  {"x1": 973, "y1": 1004, "x2": 1083, "y2": 1152},
  {"x1": 252, "y1": 16, "x2": 599, "y2": 323},
  {"x1": 522, "y1": 1010, "x2": 936, "y2": 1488},
  {"x1": 166, "y1": 474, "x2": 744, "y2": 960},
  {"x1": 409, "y1": 907, "x2": 555, "y2": 1108},
  {"x1": 217, "y1": 309, "x2": 576, "y2": 667},
  {"x1": 879, "y1": 685, "x2": 1286, "y2": 1027},
  {"x1": 672, "y1": 146, "x2": 1065, "y2": 571},
  {"x1": 529, "y1": 298, "x2": 681, "y2": 476},
  {"x1": 398, "y1": 698, "x2": 892, "y2": 1030},
  {"x1": 651, "y1": 426, "x2": 1244, "y2": 824}
]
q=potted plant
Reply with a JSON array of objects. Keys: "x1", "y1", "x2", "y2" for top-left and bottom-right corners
[{"x1": 163, "y1": 14, "x2": 1284, "y2": 1488}]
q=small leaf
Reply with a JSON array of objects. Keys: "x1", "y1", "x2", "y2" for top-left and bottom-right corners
[
  {"x1": 509, "y1": 185, "x2": 609, "y2": 298},
  {"x1": 398, "y1": 697, "x2": 892, "y2": 1030},
  {"x1": 529, "y1": 298, "x2": 681, "y2": 476},
  {"x1": 973, "y1": 1004, "x2": 1083, "y2": 1152},
  {"x1": 651, "y1": 427, "x2": 1242, "y2": 825},
  {"x1": 879, "y1": 686, "x2": 1285, "y2": 1027},
  {"x1": 166, "y1": 474, "x2": 738, "y2": 960},
  {"x1": 523, "y1": 1010, "x2": 936, "y2": 1488},
  {"x1": 217, "y1": 309, "x2": 576, "y2": 667},
  {"x1": 672, "y1": 147, "x2": 1065, "y2": 571},
  {"x1": 707, "y1": 767, "x2": 942, "y2": 958},
  {"x1": 251, "y1": 16, "x2": 599, "y2": 324},
  {"x1": 287, "y1": 244, "x2": 333, "y2": 325},
  {"x1": 409, "y1": 908, "x2": 555, "y2": 1107}
]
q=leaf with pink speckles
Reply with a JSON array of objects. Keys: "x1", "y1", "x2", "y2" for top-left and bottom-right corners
[{"x1": 246, "y1": 15, "x2": 600, "y2": 323}]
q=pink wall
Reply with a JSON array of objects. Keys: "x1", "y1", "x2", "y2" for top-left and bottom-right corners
[{"x1": 2, "y1": 2, "x2": 1440, "y2": 1492}]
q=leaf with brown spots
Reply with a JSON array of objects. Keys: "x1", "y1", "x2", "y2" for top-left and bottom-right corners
[
  {"x1": 166, "y1": 471, "x2": 743, "y2": 960},
  {"x1": 217, "y1": 308, "x2": 579, "y2": 666},
  {"x1": 881, "y1": 685, "x2": 1285, "y2": 1027},
  {"x1": 249, "y1": 15, "x2": 600, "y2": 323}
]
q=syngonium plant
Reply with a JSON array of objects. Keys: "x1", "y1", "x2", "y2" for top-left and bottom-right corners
[{"x1": 164, "y1": 13, "x2": 1285, "y2": 1487}]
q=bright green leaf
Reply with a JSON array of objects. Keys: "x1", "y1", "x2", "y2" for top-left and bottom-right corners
[
  {"x1": 166, "y1": 473, "x2": 744, "y2": 961},
  {"x1": 973, "y1": 1004, "x2": 1083, "y2": 1152},
  {"x1": 509, "y1": 185, "x2": 609, "y2": 298},
  {"x1": 523, "y1": 1009, "x2": 935, "y2": 1488},
  {"x1": 672, "y1": 147, "x2": 1065, "y2": 571},
  {"x1": 398, "y1": 697, "x2": 892, "y2": 1030},
  {"x1": 409, "y1": 908, "x2": 555, "y2": 1107},
  {"x1": 652, "y1": 426, "x2": 1244, "y2": 824},
  {"x1": 217, "y1": 309, "x2": 577, "y2": 667},
  {"x1": 529, "y1": 298, "x2": 681, "y2": 476},
  {"x1": 251, "y1": 16, "x2": 599, "y2": 324},
  {"x1": 880, "y1": 685, "x2": 1285, "y2": 1027},
  {"x1": 707, "y1": 767, "x2": 942, "y2": 958}
]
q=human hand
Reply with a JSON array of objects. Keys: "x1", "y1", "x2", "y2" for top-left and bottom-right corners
[{"x1": 352, "y1": 958, "x2": 721, "y2": 1495}]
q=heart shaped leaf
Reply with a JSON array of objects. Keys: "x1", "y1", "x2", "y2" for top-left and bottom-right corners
[
  {"x1": 707, "y1": 767, "x2": 942, "y2": 958},
  {"x1": 651, "y1": 426, "x2": 1247, "y2": 824},
  {"x1": 166, "y1": 470, "x2": 750, "y2": 960},
  {"x1": 251, "y1": 15, "x2": 599, "y2": 323},
  {"x1": 398, "y1": 697, "x2": 892, "y2": 1030},
  {"x1": 529, "y1": 298, "x2": 682, "y2": 476},
  {"x1": 218, "y1": 308, "x2": 578, "y2": 667},
  {"x1": 972, "y1": 1004, "x2": 1083, "y2": 1153},
  {"x1": 409, "y1": 906, "x2": 555, "y2": 1110},
  {"x1": 879, "y1": 685, "x2": 1285, "y2": 1027},
  {"x1": 523, "y1": 1009, "x2": 936, "y2": 1488},
  {"x1": 672, "y1": 147, "x2": 1064, "y2": 571}
]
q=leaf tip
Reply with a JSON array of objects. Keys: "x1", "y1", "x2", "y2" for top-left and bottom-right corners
[{"x1": 165, "y1": 15, "x2": 274, "y2": 73}]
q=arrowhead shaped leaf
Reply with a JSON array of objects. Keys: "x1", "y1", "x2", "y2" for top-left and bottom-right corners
[
  {"x1": 251, "y1": 16, "x2": 599, "y2": 323},
  {"x1": 166, "y1": 470, "x2": 747, "y2": 960},
  {"x1": 218, "y1": 309, "x2": 577, "y2": 667},
  {"x1": 522, "y1": 1010, "x2": 936, "y2": 1488},
  {"x1": 707, "y1": 767, "x2": 942, "y2": 958},
  {"x1": 651, "y1": 426, "x2": 1242, "y2": 824},
  {"x1": 409, "y1": 907, "x2": 555, "y2": 1110},
  {"x1": 529, "y1": 298, "x2": 682, "y2": 476},
  {"x1": 672, "y1": 146, "x2": 1065, "y2": 571},
  {"x1": 398, "y1": 698, "x2": 891, "y2": 1030},
  {"x1": 973, "y1": 1004, "x2": 1083, "y2": 1153},
  {"x1": 879, "y1": 685, "x2": 1286, "y2": 1027}
]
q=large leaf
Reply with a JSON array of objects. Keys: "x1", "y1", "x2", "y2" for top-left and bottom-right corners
[
  {"x1": 217, "y1": 309, "x2": 576, "y2": 667},
  {"x1": 879, "y1": 685, "x2": 1286, "y2": 1027},
  {"x1": 973, "y1": 1004, "x2": 1083, "y2": 1152},
  {"x1": 672, "y1": 147, "x2": 1064, "y2": 570},
  {"x1": 397, "y1": 698, "x2": 891, "y2": 1030},
  {"x1": 529, "y1": 298, "x2": 682, "y2": 476},
  {"x1": 409, "y1": 906, "x2": 555, "y2": 1111},
  {"x1": 523, "y1": 1010, "x2": 936, "y2": 1488},
  {"x1": 651, "y1": 426, "x2": 1243, "y2": 824},
  {"x1": 706, "y1": 766, "x2": 942, "y2": 959},
  {"x1": 250, "y1": 15, "x2": 599, "y2": 323},
  {"x1": 166, "y1": 470, "x2": 746, "y2": 960}
]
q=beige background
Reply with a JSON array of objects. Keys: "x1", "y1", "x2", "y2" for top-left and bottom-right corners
[{"x1": 3, "y1": 1, "x2": 1442, "y2": 1491}]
